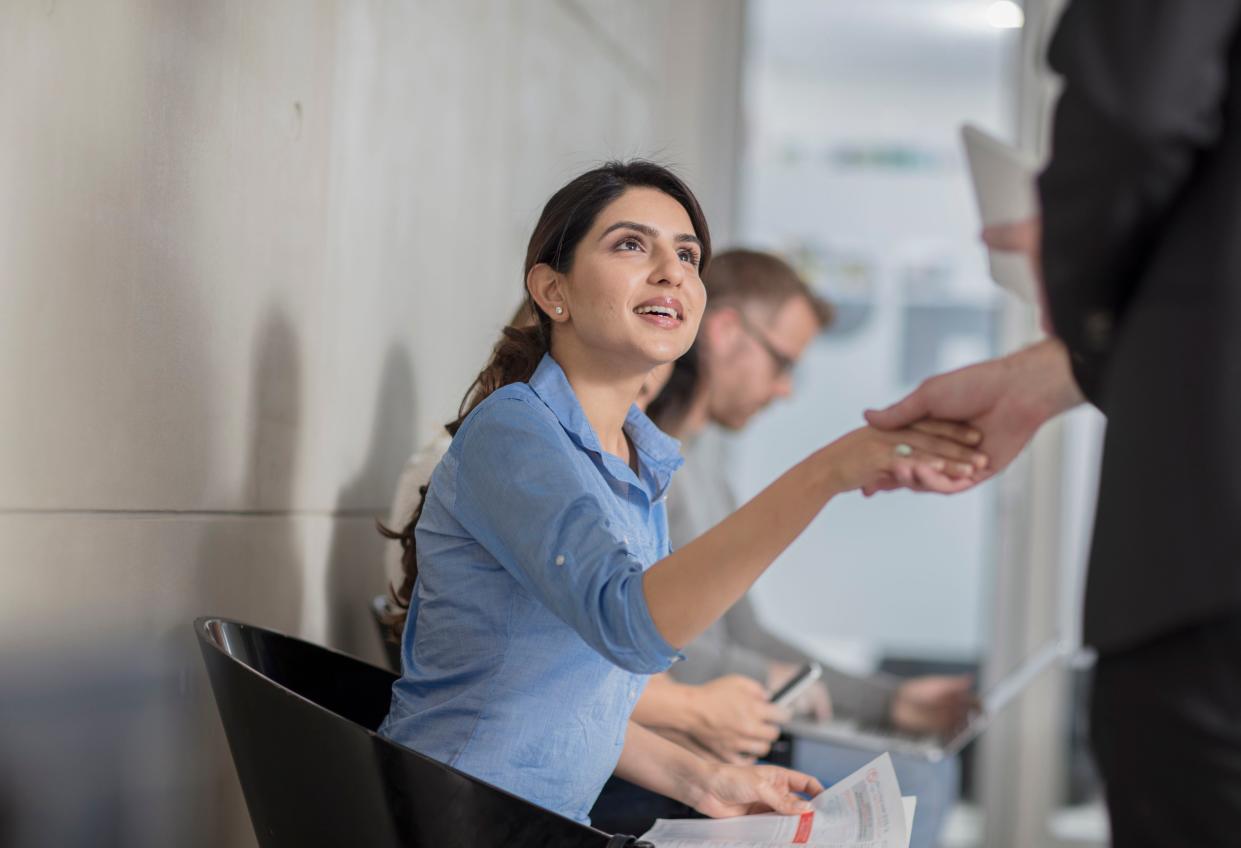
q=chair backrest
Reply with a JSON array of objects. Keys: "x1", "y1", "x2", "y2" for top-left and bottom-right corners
[{"x1": 195, "y1": 617, "x2": 640, "y2": 848}]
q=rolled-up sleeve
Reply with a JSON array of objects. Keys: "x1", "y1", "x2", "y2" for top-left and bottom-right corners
[{"x1": 449, "y1": 397, "x2": 680, "y2": 674}]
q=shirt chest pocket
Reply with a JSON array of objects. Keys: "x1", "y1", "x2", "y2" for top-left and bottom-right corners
[
  {"x1": 597, "y1": 473, "x2": 660, "y2": 566},
  {"x1": 613, "y1": 507, "x2": 657, "y2": 566}
]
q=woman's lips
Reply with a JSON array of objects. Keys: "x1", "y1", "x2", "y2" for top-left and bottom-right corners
[
  {"x1": 633, "y1": 297, "x2": 685, "y2": 328},
  {"x1": 634, "y1": 310, "x2": 683, "y2": 329}
]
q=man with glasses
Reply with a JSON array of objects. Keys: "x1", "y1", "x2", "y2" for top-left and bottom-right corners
[{"x1": 633, "y1": 249, "x2": 973, "y2": 848}]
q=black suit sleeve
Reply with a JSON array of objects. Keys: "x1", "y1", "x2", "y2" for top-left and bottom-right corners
[{"x1": 1038, "y1": 0, "x2": 1241, "y2": 403}]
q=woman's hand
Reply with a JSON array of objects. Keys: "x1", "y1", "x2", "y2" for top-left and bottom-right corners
[
  {"x1": 616, "y1": 723, "x2": 820, "y2": 820},
  {"x1": 685, "y1": 675, "x2": 791, "y2": 764},
  {"x1": 822, "y1": 421, "x2": 988, "y2": 497},
  {"x1": 690, "y1": 763, "x2": 823, "y2": 818}
]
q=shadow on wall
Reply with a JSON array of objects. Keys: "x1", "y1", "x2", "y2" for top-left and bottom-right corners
[
  {"x1": 324, "y1": 343, "x2": 416, "y2": 664},
  {"x1": 189, "y1": 307, "x2": 307, "y2": 848},
  {"x1": 193, "y1": 307, "x2": 306, "y2": 636}
]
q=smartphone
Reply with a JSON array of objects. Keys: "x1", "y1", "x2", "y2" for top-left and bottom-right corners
[{"x1": 770, "y1": 662, "x2": 823, "y2": 708}]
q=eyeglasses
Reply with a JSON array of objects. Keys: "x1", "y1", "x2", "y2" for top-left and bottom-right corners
[{"x1": 736, "y1": 310, "x2": 796, "y2": 377}]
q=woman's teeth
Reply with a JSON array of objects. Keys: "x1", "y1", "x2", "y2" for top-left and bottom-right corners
[{"x1": 635, "y1": 305, "x2": 679, "y2": 319}]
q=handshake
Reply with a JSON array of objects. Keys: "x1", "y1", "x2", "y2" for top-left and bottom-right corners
[
  {"x1": 835, "y1": 335, "x2": 1083, "y2": 498},
  {"x1": 828, "y1": 209, "x2": 1085, "y2": 498}
]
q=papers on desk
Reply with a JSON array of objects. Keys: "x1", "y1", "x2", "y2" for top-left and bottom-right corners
[{"x1": 640, "y1": 753, "x2": 915, "y2": 848}]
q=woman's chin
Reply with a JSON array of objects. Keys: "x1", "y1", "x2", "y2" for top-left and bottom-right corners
[{"x1": 645, "y1": 336, "x2": 694, "y2": 363}]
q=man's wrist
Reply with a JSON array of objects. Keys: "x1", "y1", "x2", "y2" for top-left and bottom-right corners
[
  {"x1": 1009, "y1": 338, "x2": 1084, "y2": 423},
  {"x1": 888, "y1": 687, "x2": 913, "y2": 730}
]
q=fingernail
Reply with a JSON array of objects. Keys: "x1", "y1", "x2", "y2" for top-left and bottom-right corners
[
  {"x1": 974, "y1": 454, "x2": 989, "y2": 469},
  {"x1": 930, "y1": 459, "x2": 945, "y2": 471},
  {"x1": 956, "y1": 463, "x2": 974, "y2": 476}
]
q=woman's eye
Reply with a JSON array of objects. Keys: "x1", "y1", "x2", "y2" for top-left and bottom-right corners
[
  {"x1": 617, "y1": 237, "x2": 642, "y2": 252},
  {"x1": 678, "y1": 249, "x2": 701, "y2": 266}
]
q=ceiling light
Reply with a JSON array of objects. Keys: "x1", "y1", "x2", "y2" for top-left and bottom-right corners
[{"x1": 987, "y1": 0, "x2": 1024, "y2": 29}]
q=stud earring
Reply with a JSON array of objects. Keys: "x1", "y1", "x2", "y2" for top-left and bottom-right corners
[{"x1": 554, "y1": 306, "x2": 564, "y2": 315}]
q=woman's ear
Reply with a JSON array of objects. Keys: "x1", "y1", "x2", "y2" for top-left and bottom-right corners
[{"x1": 526, "y1": 263, "x2": 568, "y2": 321}]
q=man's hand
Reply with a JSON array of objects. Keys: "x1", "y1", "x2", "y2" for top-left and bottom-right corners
[
  {"x1": 864, "y1": 339, "x2": 1083, "y2": 492},
  {"x1": 982, "y1": 217, "x2": 1041, "y2": 270},
  {"x1": 982, "y1": 216, "x2": 1053, "y2": 333},
  {"x1": 889, "y1": 675, "x2": 979, "y2": 736},
  {"x1": 684, "y1": 675, "x2": 792, "y2": 764},
  {"x1": 767, "y1": 661, "x2": 832, "y2": 722}
]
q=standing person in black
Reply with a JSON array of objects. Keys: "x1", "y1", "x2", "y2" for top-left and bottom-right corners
[{"x1": 865, "y1": 2, "x2": 1241, "y2": 845}]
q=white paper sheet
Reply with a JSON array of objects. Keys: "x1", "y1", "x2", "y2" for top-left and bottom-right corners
[
  {"x1": 640, "y1": 753, "x2": 913, "y2": 848},
  {"x1": 961, "y1": 123, "x2": 1040, "y2": 304}
]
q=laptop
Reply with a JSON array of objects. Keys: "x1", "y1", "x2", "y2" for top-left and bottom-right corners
[{"x1": 783, "y1": 640, "x2": 1068, "y2": 763}]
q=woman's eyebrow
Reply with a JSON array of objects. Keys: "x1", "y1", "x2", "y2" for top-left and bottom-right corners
[{"x1": 599, "y1": 220, "x2": 702, "y2": 249}]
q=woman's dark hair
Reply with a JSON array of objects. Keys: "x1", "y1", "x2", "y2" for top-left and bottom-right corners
[
  {"x1": 380, "y1": 160, "x2": 711, "y2": 640},
  {"x1": 644, "y1": 343, "x2": 700, "y2": 432}
]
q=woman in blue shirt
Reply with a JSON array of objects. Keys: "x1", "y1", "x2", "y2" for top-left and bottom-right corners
[{"x1": 379, "y1": 161, "x2": 986, "y2": 824}]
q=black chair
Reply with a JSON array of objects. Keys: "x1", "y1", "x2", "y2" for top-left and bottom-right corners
[{"x1": 195, "y1": 617, "x2": 649, "y2": 847}]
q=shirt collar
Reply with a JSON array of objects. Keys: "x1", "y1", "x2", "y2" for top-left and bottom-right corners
[{"x1": 528, "y1": 353, "x2": 683, "y2": 495}]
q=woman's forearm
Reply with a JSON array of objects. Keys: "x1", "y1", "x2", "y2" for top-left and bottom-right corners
[
  {"x1": 614, "y1": 720, "x2": 713, "y2": 809},
  {"x1": 643, "y1": 445, "x2": 841, "y2": 649},
  {"x1": 631, "y1": 674, "x2": 697, "y2": 734}
]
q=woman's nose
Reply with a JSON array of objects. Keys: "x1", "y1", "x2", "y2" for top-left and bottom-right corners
[{"x1": 651, "y1": 250, "x2": 685, "y2": 287}]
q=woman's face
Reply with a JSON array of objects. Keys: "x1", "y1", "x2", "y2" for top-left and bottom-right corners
[{"x1": 549, "y1": 187, "x2": 706, "y2": 371}]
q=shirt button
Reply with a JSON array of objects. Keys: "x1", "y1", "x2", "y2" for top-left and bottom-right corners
[{"x1": 554, "y1": 555, "x2": 566, "y2": 566}]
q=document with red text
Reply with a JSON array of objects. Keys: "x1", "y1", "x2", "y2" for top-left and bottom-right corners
[{"x1": 640, "y1": 753, "x2": 914, "y2": 848}]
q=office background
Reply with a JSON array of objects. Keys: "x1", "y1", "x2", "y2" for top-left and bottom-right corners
[{"x1": 0, "y1": 2, "x2": 1105, "y2": 846}]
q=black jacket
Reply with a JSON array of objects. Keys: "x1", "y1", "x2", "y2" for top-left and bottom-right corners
[{"x1": 1039, "y1": 0, "x2": 1241, "y2": 653}]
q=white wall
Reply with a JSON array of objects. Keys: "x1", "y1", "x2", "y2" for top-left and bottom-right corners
[{"x1": 0, "y1": 2, "x2": 742, "y2": 844}]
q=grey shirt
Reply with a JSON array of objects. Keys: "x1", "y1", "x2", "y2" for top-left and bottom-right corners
[{"x1": 666, "y1": 426, "x2": 899, "y2": 726}]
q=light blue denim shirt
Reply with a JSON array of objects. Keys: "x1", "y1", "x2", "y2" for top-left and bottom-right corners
[{"x1": 379, "y1": 354, "x2": 684, "y2": 823}]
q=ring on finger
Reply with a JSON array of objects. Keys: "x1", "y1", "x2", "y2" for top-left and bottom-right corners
[{"x1": 893, "y1": 443, "x2": 913, "y2": 458}]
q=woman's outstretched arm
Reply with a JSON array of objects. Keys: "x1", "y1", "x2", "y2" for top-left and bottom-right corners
[
  {"x1": 643, "y1": 423, "x2": 984, "y2": 649},
  {"x1": 452, "y1": 394, "x2": 982, "y2": 672}
]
